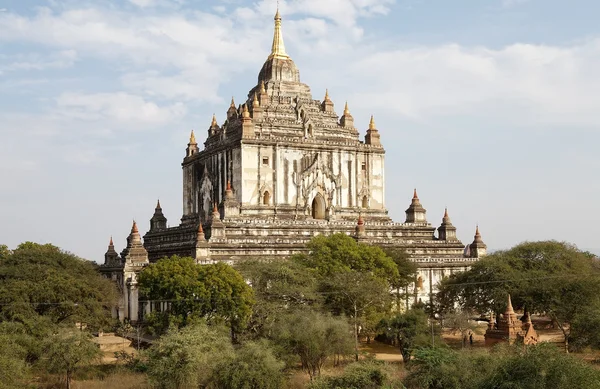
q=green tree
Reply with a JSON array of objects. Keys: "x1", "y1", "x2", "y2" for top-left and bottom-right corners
[
  {"x1": 138, "y1": 257, "x2": 255, "y2": 338},
  {"x1": 321, "y1": 271, "x2": 391, "y2": 361},
  {"x1": 145, "y1": 322, "x2": 233, "y2": 389},
  {"x1": 436, "y1": 241, "x2": 600, "y2": 351},
  {"x1": 383, "y1": 248, "x2": 418, "y2": 311},
  {"x1": 0, "y1": 323, "x2": 30, "y2": 389},
  {"x1": 378, "y1": 309, "x2": 431, "y2": 363},
  {"x1": 213, "y1": 341, "x2": 285, "y2": 389},
  {"x1": 272, "y1": 311, "x2": 353, "y2": 380},
  {"x1": 0, "y1": 242, "x2": 118, "y2": 330},
  {"x1": 42, "y1": 328, "x2": 102, "y2": 389},
  {"x1": 294, "y1": 233, "x2": 399, "y2": 283},
  {"x1": 309, "y1": 361, "x2": 402, "y2": 389},
  {"x1": 443, "y1": 310, "x2": 477, "y2": 348},
  {"x1": 235, "y1": 259, "x2": 321, "y2": 338}
]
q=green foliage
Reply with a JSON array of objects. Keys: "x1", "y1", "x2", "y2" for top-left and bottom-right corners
[
  {"x1": 378, "y1": 309, "x2": 432, "y2": 362},
  {"x1": 272, "y1": 310, "x2": 353, "y2": 379},
  {"x1": 0, "y1": 323, "x2": 31, "y2": 389},
  {"x1": 0, "y1": 242, "x2": 118, "y2": 330},
  {"x1": 294, "y1": 233, "x2": 399, "y2": 283},
  {"x1": 235, "y1": 259, "x2": 321, "y2": 338},
  {"x1": 138, "y1": 257, "x2": 255, "y2": 336},
  {"x1": 436, "y1": 241, "x2": 600, "y2": 350},
  {"x1": 42, "y1": 328, "x2": 102, "y2": 389},
  {"x1": 404, "y1": 344, "x2": 600, "y2": 389},
  {"x1": 309, "y1": 361, "x2": 403, "y2": 389},
  {"x1": 145, "y1": 322, "x2": 234, "y2": 389},
  {"x1": 212, "y1": 341, "x2": 285, "y2": 389}
]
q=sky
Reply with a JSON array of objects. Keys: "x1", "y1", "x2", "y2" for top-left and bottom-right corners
[{"x1": 1, "y1": 0, "x2": 599, "y2": 262}]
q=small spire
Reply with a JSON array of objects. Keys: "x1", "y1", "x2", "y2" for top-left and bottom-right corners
[
  {"x1": 369, "y1": 115, "x2": 376, "y2": 130},
  {"x1": 260, "y1": 81, "x2": 266, "y2": 93},
  {"x1": 242, "y1": 104, "x2": 250, "y2": 118},
  {"x1": 131, "y1": 220, "x2": 138, "y2": 234},
  {"x1": 475, "y1": 225, "x2": 481, "y2": 236},
  {"x1": 198, "y1": 223, "x2": 204, "y2": 234},
  {"x1": 189, "y1": 130, "x2": 196, "y2": 144},
  {"x1": 253, "y1": 93, "x2": 260, "y2": 108},
  {"x1": 213, "y1": 202, "x2": 218, "y2": 213},
  {"x1": 413, "y1": 188, "x2": 418, "y2": 199},
  {"x1": 230, "y1": 97, "x2": 235, "y2": 108},
  {"x1": 444, "y1": 207, "x2": 449, "y2": 218},
  {"x1": 227, "y1": 180, "x2": 232, "y2": 191},
  {"x1": 109, "y1": 236, "x2": 114, "y2": 246},
  {"x1": 507, "y1": 294, "x2": 514, "y2": 313},
  {"x1": 324, "y1": 89, "x2": 330, "y2": 101},
  {"x1": 211, "y1": 114, "x2": 218, "y2": 127},
  {"x1": 156, "y1": 199, "x2": 161, "y2": 209},
  {"x1": 344, "y1": 101, "x2": 350, "y2": 115},
  {"x1": 270, "y1": 7, "x2": 289, "y2": 59}
]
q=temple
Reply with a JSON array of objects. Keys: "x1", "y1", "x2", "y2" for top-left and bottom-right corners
[
  {"x1": 100, "y1": 10, "x2": 487, "y2": 322},
  {"x1": 484, "y1": 295, "x2": 539, "y2": 346}
]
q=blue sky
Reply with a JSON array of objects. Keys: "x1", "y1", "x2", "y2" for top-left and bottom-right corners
[{"x1": 1, "y1": 0, "x2": 599, "y2": 261}]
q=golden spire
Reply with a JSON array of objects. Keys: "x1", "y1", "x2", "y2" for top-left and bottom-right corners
[
  {"x1": 211, "y1": 114, "x2": 217, "y2": 127},
  {"x1": 131, "y1": 220, "x2": 138, "y2": 234},
  {"x1": 189, "y1": 130, "x2": 196, "y2": 144},
  {"x1": 260, "y1": 81, "x2": 266, "y2": 93},
  {"x1": 253, "y1": 93, "x2": 260, "y2": 108},
  {"x1": 344, "y1": 101, "x2": 350, "y2": 115},
  {"x1": 109, "y1": 236, "x2": 114, "y2": 246},
  {"x1": 269, "y1": 7, "x2": 289, "y2": 59},
  {"x1": 242, "y1": 104, "x2": 250, "y2": 118},
  {"x1": 156, "y1": 199, "x2": 161, "y2": 209},
  {"x1": 325, "y1": 89, "x2": 330, "y2": 101},
  {"x1": 230, "y1": 97, "x2": 235, "y2": 108},
  {"x1": 369, "y1": 115, "x2": 376, "y2": 130}
]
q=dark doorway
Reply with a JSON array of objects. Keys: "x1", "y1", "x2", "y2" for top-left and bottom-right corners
[{"x1": 312, "y1": 194, "x2": 326, "y2": 220}]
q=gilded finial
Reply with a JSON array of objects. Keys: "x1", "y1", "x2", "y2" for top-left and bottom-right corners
[
  {"x1": 109, "y1": 236, "x2": 113, "y2": 246},
  {"x1": 131, "y1": 220, "x2": 138, "y2": 234},
  {"x1": 260, "y1": 81, "x2": 266, "y2": 93},
  {"x1": 369, "y1": 115, "x2": 376, "y2": 130},
  {"x1": 413, "y1": 188, "x2": 418, "y2": 199},
  {"x1": 189, "y1": 130, "x2": 196, "y2": 144},
  {"x1": 211, "y1": 114, "x2": 217, "y2": 127},
  {"x1": 269, "y1": 7, "x2": 289, "y2": 59},
  {"x1": 156, "y1": 199, "x2": 161, "y2": 209},
  {"x1": 344, "y1": 101, "x2": 350, "y2": 115},
  {"x1": 325, "y1": 89, "x2": 330, "y2": 101},
  {"x1": 253, "y1": 93, "x2": 260, "y2": 108},
  {"x1": 230, "y1": 97, "x2": 235, "y2": 108},
  {"x1": 227, "y1": 180, "x2": 232, "y2": 191},
  {"x1": 242, "y1": 104, "x2": 250, "y2": 118}
]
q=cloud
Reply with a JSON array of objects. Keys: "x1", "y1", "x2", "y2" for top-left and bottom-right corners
[
  {"x1": 502, "y1": 0, "x2": 530, "y2": 8},
  {"x1": 55, "y1": 92, "x2": 187, "y2": 126},
  {"x1": 0, "y1": 50, "x2": 78, "y2": 72}
]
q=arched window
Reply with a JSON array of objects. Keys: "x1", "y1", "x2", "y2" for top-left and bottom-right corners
[
  {"x1": 362, "y1": 196, "x2": 368, "y2": 208},
  {"x1": 263, "y1": 191, "x2": 271, "y2": 205},
  {"x1": 417, "y1": 276, "x2": 424, "y2": 290},
  {"x1": 312, "y1": 194, "x2": 326, "y2": 220}
]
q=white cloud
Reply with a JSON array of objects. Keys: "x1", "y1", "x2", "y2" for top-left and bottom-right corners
[
  {"x1": 128, "y1": 0, "x2": 155, "y2": 7},
  {"x1": 55, "y1": 92, "x2": 187, "y2": 126},
  {"x1": 502, "y1": 0, "x2": 530, "y2": 8},
  {"x1": 0, "y1": 50, "x2": 78, "y2": 72}
]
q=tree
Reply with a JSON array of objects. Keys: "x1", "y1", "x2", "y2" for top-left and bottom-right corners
[
  {"x1": 145, "y1": 322, "x2": 234, "y2": 389},
  {"x1": 272, "y1": 311, "x2": 353, "y2": 380},
  {"x1": 436, "y1": 241, "x2": 600, "y2": 351},
  {"x1": 0, "y1": 323, "x2": 30, "y2": 389},
  {"x1": 309, "y1": 361, "x2": 402, "y2": 389},
  {"x1": 293, "y1": 233, "x2": 399, "y2": 283},
  {"x1": 378, "y1": 309, "x2": 431, "y2": 363},
  {"x1": 42, "y1": 328, "x2": 102, "y2": 389},
  {"x1": 443, "y1": 310, "x2": 477, "y2": 348},
  {"x1": 212, "y1": 341, "x2": 285, "y2": 389},
  {"x1": 0, "y1": 242, "x2": 118, "y2": 330},
  {"x1": 235, "y1": 259, "x2": 321, "y2": 338},
  {"x1": 321, "y1": 271, "x2": 391, "y2": 361},
  {"x1": 383, "y1": 248, "x2": 418, "y2": 311},
  {"x1": 138, "y1": 257, "x2": 255, "y2": 338}
]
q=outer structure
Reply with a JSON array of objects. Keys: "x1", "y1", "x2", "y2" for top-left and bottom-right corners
[{"x1": 100, "y1": 11, "x2": 487, "y2": 322}]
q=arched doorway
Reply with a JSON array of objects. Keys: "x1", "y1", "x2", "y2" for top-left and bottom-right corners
[
  {"x1": 263, "y1": 191, "x2": 271, "y2": 205},
  {"x1": 312, "y1": 194, "x2": 326, "y2": 220}
]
